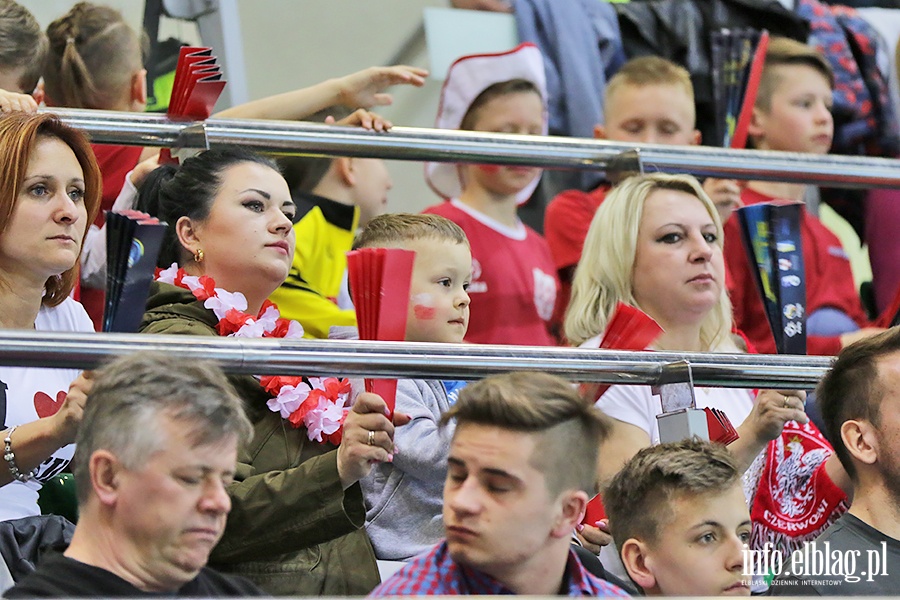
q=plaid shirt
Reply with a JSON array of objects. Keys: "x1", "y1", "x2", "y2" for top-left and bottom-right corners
[{"x1": 369, "y1": 541, "x2": 629, "y2": 596}]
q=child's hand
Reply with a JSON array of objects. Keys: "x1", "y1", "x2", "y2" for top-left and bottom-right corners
[
  {"x1": 703, "y1": 178, "x2": 743, "y2": 224},
  {"x1": 337, "y1": 65, "x2": 428, "y2": 109},
  {"x1": 325, "y1": 109, "x2": 392, "y2": 132},
  {"x1": 127, "y1": 152, "x2": 162, "y2": 188},
  {"x1": 0, "y1": 88, "x2": 38, "y2": 114}
]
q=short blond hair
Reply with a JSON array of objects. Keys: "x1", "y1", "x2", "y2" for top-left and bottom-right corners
[
  {"x1": 604, "y1": 439, "x2": 740, "y2": 547},
  {"x1": 604, "y1": 56, "x2": 694, "y2": 113},
  {"x1": 564, "y1": 173, "x2": 736, "y2": 350},
  {"x1": 756, "y1": 37, "x2": 834, "y2": 111},
  {"x1": 353, "y1": 213, "x2": 468, "y2": 250}
]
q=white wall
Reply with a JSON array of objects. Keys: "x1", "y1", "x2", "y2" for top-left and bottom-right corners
[
  {"x1": 21, "y1": 0, "x2": 460, "y2": 214},
  {"x1": 236, "y1": 0, "x2": 448, "y2": 214}
]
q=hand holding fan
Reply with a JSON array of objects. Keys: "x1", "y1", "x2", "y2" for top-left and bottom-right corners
[{"x1": 346, "y1": 248, "x2": 416, "y2": 417}]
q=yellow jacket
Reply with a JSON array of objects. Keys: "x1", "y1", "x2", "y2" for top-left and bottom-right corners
[{"x1": 270, "y1": 192, "x2": 358, "y2": 338}]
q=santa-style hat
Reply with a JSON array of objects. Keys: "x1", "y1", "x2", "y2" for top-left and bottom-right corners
[{"x1": 425, "y1": 42, "x2": 548, "y2": 205}]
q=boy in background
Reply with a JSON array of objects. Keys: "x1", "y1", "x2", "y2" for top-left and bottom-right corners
[
  {"x1": 0, "y1": 0, "x2": 44, "y2": 111},
  {"x1": 270, "y1": 108, "x2": 393, "y2": 338},
  {"x1": 544, "y1": 56, "x2": 740, "y2": 331},
  {"x1": 351, "y1": 213, "x2": 472, "y2": 561},
  {"x1": 723, "y1": 37, "x2": 882, "y2": 355},
  {"x1": 604, "y1": 439, "x2": 751, "y2": 596}
]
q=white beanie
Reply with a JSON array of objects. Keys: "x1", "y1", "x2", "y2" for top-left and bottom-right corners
[{"x1": 425, "y1": 42, "x2": 548, "y2": 205}]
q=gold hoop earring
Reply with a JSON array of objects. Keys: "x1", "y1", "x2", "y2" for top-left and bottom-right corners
[{"x1": 194, "y1": 248, "x2": 204, "y2": 263}]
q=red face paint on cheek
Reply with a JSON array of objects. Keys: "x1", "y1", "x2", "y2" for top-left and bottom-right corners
[
  {"x1": 414, "y1": 304, "x2": 436, "y2": 320},
  {"x1": 476, "y1": 164, "x2": 501, "y2": 174}
]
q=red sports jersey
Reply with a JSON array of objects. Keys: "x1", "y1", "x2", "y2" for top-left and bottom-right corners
[
  {"x1": 544, "y1": 184, "x2": 609, "y2": 273},
  {"x1": 90, "y1": 144, "x2": 144, "y2": 226},
  {"x1": 424, "y1": 200, "x2": 559, "y2": 346},
  {"x1": 724, "y1": 187, "x2": 870, "y2": 356}
]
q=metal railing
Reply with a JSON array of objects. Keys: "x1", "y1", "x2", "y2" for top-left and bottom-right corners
[
  {"x1": 49, "y1": 107, "x2": 900, "y2": 189},
  {"x1": 0, "y1": 331, "x2": 832, "y2": 390},
  {"x1": 6, "y1": 107, "x2": 860, "y2": 389}
]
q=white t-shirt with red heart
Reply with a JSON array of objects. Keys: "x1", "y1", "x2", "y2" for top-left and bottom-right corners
[{"x1": 0, "y1": 297, "x2": 93, "y2": 521}]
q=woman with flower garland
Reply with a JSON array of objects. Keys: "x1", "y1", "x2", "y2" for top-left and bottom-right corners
[{"x1": 137, "y1": 146, "x2": 408, "y2": 596}]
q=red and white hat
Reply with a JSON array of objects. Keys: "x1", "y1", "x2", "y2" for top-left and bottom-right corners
[{"x1": 425, "y1": 42, "x2": 548, "y2": 205}]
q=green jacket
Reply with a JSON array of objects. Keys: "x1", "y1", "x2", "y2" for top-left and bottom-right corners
[{"x1": 140, "y1": 282, "x2": 379, "y2": 596}]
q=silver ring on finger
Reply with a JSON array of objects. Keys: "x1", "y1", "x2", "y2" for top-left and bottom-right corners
[{"x1": 367, "y1": 429, "x2": 375, "y2": 446}]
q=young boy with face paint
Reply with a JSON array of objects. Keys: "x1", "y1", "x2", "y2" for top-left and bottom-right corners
[
  {"x1": 351, "y1": 213, "x2": 473, "y2": 562},
  {"x1": 423, "y1": 44, "x2": 560, "y2": 346}
]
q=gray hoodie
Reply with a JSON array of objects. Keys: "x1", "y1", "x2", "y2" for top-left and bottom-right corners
[{"x1": 329, "y1": 326, "x2": 454, "y2": 561}]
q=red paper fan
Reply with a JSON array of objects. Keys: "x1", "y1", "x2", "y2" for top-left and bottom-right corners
[
  {"x1": 583, "y1": 303, "x2": 664, "y2": 403},
  {"x1": 159, "y1": 46, "x2": 227, "y2": 165},
  {"x1": 346, "y1": 248, "x2": 416, "y2": 417}
]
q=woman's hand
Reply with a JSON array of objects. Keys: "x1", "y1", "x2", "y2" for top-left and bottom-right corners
[
  {"x1": 576, "y1": 519, "x2": 613, "y2": 554},
  {"x1": 336, "y1": 392, "x2": 411, "y2": 489},
  {"x1": 729, "y1": 389, "x2": 808, "y2": 472},
  {"x1": 326, "y1": 109, "x2": 392, "y2": 132},
  {"x1": 702, "y1": 178, "x2": 743, "y2": 224},
  {"x1": 743, "y1": 389, "x2": 808, "y2": 445},
  {"x1": 49, "y1": 371, "x2": 95, "y2": 446},
  {"x1": 128, "y1": 152, "x2": 162, "y2": 188},
  {"x1": 336, "y1": 65, "x2": 428, "y2": 109}
]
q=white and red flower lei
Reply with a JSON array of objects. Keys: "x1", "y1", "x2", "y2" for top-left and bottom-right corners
[{"x1": 155, "y1": 264, "x2": 350, "y2": 444}]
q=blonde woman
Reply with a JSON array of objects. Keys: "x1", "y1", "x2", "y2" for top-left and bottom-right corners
[{"x1": 566, "y1": 173, "x2": 849, "y2": 565}]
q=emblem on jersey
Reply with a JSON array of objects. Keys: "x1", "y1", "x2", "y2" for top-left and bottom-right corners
[
  {"x1": 468, "y1": 257, "x2": 488, "y2": 293},
  {"x1": 533, "y1": 268, "x2": 557, "y2": 321}
]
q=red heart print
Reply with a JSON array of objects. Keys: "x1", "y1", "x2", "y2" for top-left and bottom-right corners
[{"x1": 34, "y1": 390, "x2": 67, "y2": 418}]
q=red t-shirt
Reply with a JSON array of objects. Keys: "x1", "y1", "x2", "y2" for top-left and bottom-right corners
[
  {"x1": 544, "y1": 185, "x2": 610, "y2": 272},
  {"x1": 424, "y1": 200, "x2": 559, "y2": 346},
  {"x1": 90, "y1": 144, "x2": 144, "y2": 227},
  {"x1": 724, "y1": 187, "x2": 869, "y2": 356}
]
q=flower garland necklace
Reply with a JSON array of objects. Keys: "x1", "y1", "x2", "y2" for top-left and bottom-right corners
[{"x1": 156, "y1": 264, "x2": 350, "y2": 444}]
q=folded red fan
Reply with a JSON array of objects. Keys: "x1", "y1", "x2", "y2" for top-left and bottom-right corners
[
  {"x1": 160, "y1": 46, "x2": 227, "y2": 165},
  {"x1": 704, "y1": 407, "x2": 739, "y2": 445},
  {"x1": 346, "y1": 248, "x2": 416, "y2": 417},
  {"x1": 585, "y1": 303, "x2": 664, "y2": 403},
  {"x1": 581, "y1": 493, "x2": 607, "y2": 526}
]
